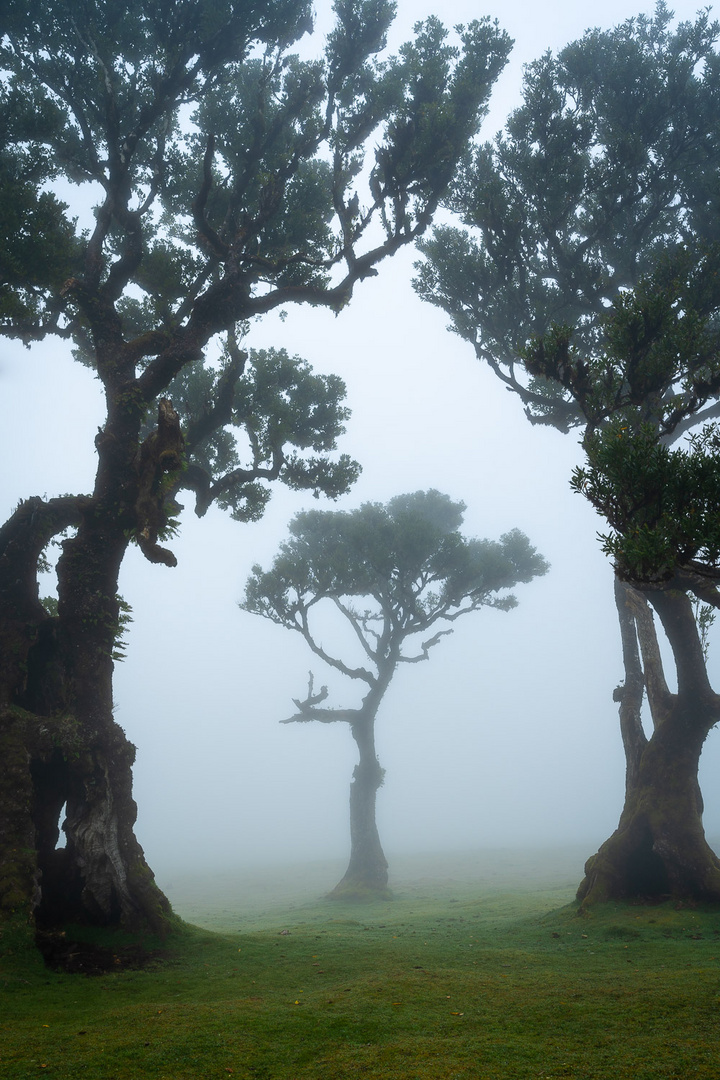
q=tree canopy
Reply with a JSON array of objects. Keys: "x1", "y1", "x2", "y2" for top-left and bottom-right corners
[
  {"x1": 2, "y1": 0, "x2": 512, "y2": 341},
  {"x1": 1, "y1": 0, "x2": 512, "y2": 526},
  {"x1": 550, "y1": 249, "x2": 720, "y2": 586},
  {"x1": 415, "y1": 2, "x2": 720, "y2": 430},
  {"x1": 243, "y1": 490, "x2": 547, "y2": 897},
  {"x1": 245, "y1": 491, "x2": 546, "y2": 631}
]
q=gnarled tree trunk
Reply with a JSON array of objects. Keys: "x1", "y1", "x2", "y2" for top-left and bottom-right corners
[
  {"x1": 578, "y1": 584, "x2": 720, "y2": 906},
  {"x1": 0, "y1": 515, "x2": 172, "y2": 938},
  {"x1": 0, "y1": 401, "x2": 182, "y2": 945}
]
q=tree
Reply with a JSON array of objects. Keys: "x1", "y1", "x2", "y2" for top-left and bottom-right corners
[
  {"x1": 0, "y1": 0, "x2": 512, "y2": 945},
  {"x1": 413, "y1": 5, "x2": 720, "y2": 902},
  {"x1": 242, "y1": 490, "x2": 548, "y2": 899},
  {"x1": 526, "y1": 249, "x2": 720, "y2": 903}
]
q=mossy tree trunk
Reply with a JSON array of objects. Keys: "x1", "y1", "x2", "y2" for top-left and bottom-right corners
[
  {"x1": 328, "y1": 712, "x2": 389, "y2": 900},
  {"x1": 578, "y1": 585, "x2": 720, "y2": 906},
  {"x1": 0, "y1": 399, "x2": 182, "y2": 937}
]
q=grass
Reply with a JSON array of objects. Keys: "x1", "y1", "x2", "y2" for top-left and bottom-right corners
[{"x1": 2, "y1": 848, "x2": 720, "y2": 1079}]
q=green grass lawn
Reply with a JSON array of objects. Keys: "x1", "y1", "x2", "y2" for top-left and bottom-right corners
[{"x1": 2, "y1": 848, "x2": 720, "y2": 1079}]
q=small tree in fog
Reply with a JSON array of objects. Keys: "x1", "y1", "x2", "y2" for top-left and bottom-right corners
[{"x1": 242, "y1": 490, "x2": 547, "y2": 899}]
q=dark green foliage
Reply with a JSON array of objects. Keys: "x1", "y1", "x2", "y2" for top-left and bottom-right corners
[
  {"x1": 413, "y1": 0, "x2": 720, "y2": 597},
  {"x1": 244, "y1": 490, "x2": 548, "y2": 643},
  {"x1": 519, "y1": 246, "x2": 720, "y2": 584},
  {"x1": 573, "y1": 420, "x2": 720, "y2": 581},
  {"x1": 111, "y1": 596, "x2": 134, "y2": 662},
  {"x1": 161, "y1": 346, "x2": 360, "y2": 520},
  {"x1": 1, "y1": 0, "x2": 511, "y2": 339},
  {"x1": 1, "y1": 0, "x2": 513, "y2": 522},
  {"x1": 0, "y1": 86, "x2": 77, "y2": 325},
  {"x1": 522, "y1": 246, "x2": 720, "y2": 432},
  {"x1": 415, "y1": 2, "x2": 720, "y2": 430}
]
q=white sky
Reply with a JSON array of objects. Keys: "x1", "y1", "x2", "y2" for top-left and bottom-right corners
[{"x1": 2, "y1": 0, "x2": 719, "y2": 884}]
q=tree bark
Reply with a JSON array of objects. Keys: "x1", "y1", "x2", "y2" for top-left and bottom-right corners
[
  {"x1": 578, "y1": 587, "x2": 720, "y2": 906},
  {"x1": 0, "y1": 403, "x2": 182, "y2": 946},
  {"x1": 327, "y1": 713, "x2": 390, "y2": 899},
  {"x1": 612, "y1": 579, "x2": 647, "y2": 792},
  {"x1": 0, "y1": 518, "x2": 173, "y2": 937}
]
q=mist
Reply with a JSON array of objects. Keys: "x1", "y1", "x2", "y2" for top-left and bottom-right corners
[{"x1": 2, "y1": 0, "x2": 720, "y2": 898}]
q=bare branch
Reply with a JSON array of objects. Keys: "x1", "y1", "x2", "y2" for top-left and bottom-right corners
[
  {"x1": 298, "y1": 605, "x2": 375, "y2": 684},
  {"x1": 649, "y1": 588, "x2": 720, "y2": 707},
  {"x1": 398, "y1": 627, "x2": 454, "y2": 664},
  {"x1": 281, "y1": 672, "x2": 359, "y2": 725},
  {"x1": 291, "y1": 672, "x2": 329, "y2": 711},
  {"x1": 204, "y1": 450, "x2": 284, "y2": 510},
  {"x1": 332, "y1": 596, "x2": 381, "y2": 661},
  {"x1": 0, "y1": 494, "x2": 89, "y2": 572},
  {"x1": 673, "y1": 568, "x2": 720, "y2": 608},
  {"x1": 630, "y1": 564, "x2": 720, "y2": 604}
]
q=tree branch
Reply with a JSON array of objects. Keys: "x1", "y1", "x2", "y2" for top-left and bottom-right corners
[
  {"x1": 649, "y1": 589, "x2": 716, "y2": 705},
  {"x1": 0, "y1": 494, "x2": 90, "y2": 615},
  {"x1": 398, "y1": 627, "x2": 454, "y2": 663},
  {"x1": 132, "y1": 398, "x2": 183, "y2": 565},
  {"x1": 192, "y1": 136, "x2": 230, "y2": 260},
  {"x1": 199, "y1": 451, "x2": 284, "y2": 515},
  {"x1": 281, "y1": 671, "x2": 359, "y2": 724},
  {"x1": 0, "y1": 494, "x2": 89, "y2": 564},
  {"x1": 184, "y1": 332, "x2": 247, "y2": 455},
  {"x1": 332, "y1": 596, "x2": 382, "y2": 662},
  {"x1": 624, "y1": 584, "x2": 672, "y2": 726},
  {"x1": 666, "y1": 400, "x2": 720, "y2": 443},
  {"x1": 298, "y1": 605, "x2": 375, "y2": 684},
  {"x1": 612, "y1": 578, "x2": 648, "y2": 788}
]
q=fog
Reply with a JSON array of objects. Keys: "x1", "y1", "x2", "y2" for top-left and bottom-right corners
[{"x1": 2, "y1": 0, "x2": 719, "y2": 891}]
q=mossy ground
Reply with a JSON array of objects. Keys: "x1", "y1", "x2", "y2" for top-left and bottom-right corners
[{"x1": 2, "y1": 848, "x2": 720, "y2": 1079}]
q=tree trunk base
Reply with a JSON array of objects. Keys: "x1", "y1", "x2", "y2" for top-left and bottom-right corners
[
  {"x1": 0, "y1": 707, "x2": 176, "y2": 951},
  {"x1": 326, "y1": 877, "x2": 393, "y2": 902},
  {"x1": 34, "y1": 926, "x2": 171, "y2": 975},
  {"x1": 578, "y1": 813, "x2": 720, "y2": 907}
]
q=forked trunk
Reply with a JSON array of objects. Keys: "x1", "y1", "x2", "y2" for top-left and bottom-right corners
[
  {"x1": 328, "y1": 715, "x2": 389, "y2": 899},
  {"x1": 579, "y1": 586, "x2": 720, "y2": 906}
]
